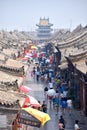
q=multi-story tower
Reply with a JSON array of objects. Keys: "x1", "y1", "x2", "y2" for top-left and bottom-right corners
[{"x1": 36, "y1": 18, "x2": 53, "y2": 42}]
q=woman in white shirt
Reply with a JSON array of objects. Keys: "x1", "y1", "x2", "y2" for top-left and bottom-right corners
[
  {"x1": 48, "y1": 82, "x2": 53, "y2": 89},
  {"x1": 67, "y1": 97, "x2": 72, "y2": 115}
]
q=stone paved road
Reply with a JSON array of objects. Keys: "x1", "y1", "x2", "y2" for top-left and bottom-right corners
[{"x1": 23, "y1": 65, "x2": 87, "y2": 130}]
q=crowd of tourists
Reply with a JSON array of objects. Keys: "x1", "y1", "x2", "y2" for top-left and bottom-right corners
[{"x1": 29, "y1": 55, "x2": 80, "y2": 130}]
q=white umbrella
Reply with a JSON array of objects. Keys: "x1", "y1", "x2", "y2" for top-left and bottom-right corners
[{"x1": 47, "y1": 89, "x2": 56, "y2": 96}]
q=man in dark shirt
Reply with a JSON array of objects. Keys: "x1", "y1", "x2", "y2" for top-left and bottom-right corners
[
  {"x1": 59, "y1": 115, "x2": 65, "y2": 129},
  {"x1": 42, "y1": 101, "x2": 47, "y2": 113}
]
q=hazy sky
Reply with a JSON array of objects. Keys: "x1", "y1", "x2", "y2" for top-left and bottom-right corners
[{"x1": 0, "y1": 0, "x2": 87, "y2": 31}]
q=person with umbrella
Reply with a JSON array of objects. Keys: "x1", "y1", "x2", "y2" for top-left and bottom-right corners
[{"x1": 47, "y1": 88, "x2": 56, "y2": 108}]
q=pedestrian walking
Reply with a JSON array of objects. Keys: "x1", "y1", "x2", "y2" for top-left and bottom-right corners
[
  {"x1": 48, "y1": 95, "x2": 53, "y2": 108},
  {"x1": 67, "y1": 97, "x2": 73, "y2": 115},
  {"x1": 33, "y1": 66, "x2": 36, "y2": 77},
  {"x1": 61, "y1": 97, "x2": 67, "y2": 115},
  {"x1": 42, "y1": 100, "x2": 47, "y2": 113},
  {"x1": 48, "y1": 81, "x2": 53, "y2": 89},
  {"x1": 53, "y1": 89, "x2": 59, "y2": 108},
  {"x1": 36, "y1": 70, "x2": 40, "y2": 81},
  {"x1": 44, "y1": 86, "x2": 48, "y2": 99},
  {"x1": 54, "y1": 95, "x2": 60, "y2": 115},
  {"x1": 74, "y1": 120, "x2": 80, "y2": 130},
  {"x1": 58, "y1": 115, "x2": 65, "y2": 130}
]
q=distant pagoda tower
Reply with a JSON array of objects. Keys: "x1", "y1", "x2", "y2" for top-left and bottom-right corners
[{"x1": 36, "y1": 17, "x2": 53, "y2": 42}]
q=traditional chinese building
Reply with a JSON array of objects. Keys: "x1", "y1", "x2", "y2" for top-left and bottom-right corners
[{"x1": 36, "y1": 18, "x2": 53, "y2": 42}]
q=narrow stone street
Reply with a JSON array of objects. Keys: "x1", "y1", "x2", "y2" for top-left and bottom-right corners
[{"x1": 22, "y1": 64, "x2": 87, "y2": 130}]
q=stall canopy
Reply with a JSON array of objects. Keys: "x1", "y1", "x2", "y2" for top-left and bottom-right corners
[
  {"x1": 20, "y1": 85, "x2": 32, "y2": 93},
  {"x1": 23, "y1": 95, "x2": 40, "y2": 108},
  {"x1": 19, "y1": 109, "x2": 41, "y2": 128},
  {"x1": 21, "y1": 107, "x2": 51, "y2": 127}
]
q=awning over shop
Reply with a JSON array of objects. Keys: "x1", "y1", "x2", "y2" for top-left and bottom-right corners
[
  {"x1": 19, "y1": 110, "x2": 41, "y2": 128},
  {"x1": 21, "y1": 107, "x2": 51, "y2": 127}
]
